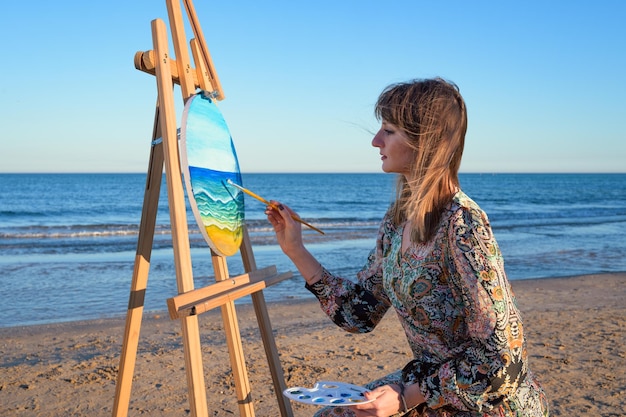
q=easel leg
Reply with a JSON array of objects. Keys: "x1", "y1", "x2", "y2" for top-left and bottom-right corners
[
  {"x1": 251, "y1": 292, "x2": 294, "y2": 417},
  {"x1": 153, "y1": 18, "x2": 208, "y2": 417},
  {"x1": 180, "y1": 315, "x2": 208, "y2": 416},
  {"x1": 212, "y1": 253, "x2": 256, "y2": 416},
  {"x1": 241, "y1": 228, "x2": 294, "y2": 417},
  {"x1": 112, "y1": 106, "x2": 164, "y2": 417}
]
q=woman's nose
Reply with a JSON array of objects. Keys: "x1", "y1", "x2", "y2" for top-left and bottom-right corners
[{"x1": 371, "y1": 130, "x2": 382, "y2": 148}]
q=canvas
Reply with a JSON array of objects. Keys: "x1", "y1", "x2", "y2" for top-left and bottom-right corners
[{"x1": 179, "y1": 92, "x2": 244, "y2": 257}]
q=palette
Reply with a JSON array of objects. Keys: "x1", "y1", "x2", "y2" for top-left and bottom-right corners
[{"x1": 283, "y1": 381, "x2": 374, "y2": 407}]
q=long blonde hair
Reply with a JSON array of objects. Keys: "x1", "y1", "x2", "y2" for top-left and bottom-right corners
[{"x1": 375, "y1": 78, "x2": 467, "y2": 243}]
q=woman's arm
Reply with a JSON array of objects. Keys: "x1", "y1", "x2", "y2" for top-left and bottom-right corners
[{"x1": 266, "y1": 202, "x2": 393, "y2": 333}]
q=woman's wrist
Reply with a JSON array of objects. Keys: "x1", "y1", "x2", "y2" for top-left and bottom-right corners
[
  {"x1": 283, "y1": 244, "x2": 309, "y2": 262},
  {"x1": 303, "y1": 263, "x2": 323, "y2": 285},
  {"x1": 397, "y1": 382, "x2": 408, "y2": 413},
  {"x1": 400, "y1": 381, "x2": 426, "y2": 412},
  {"x1": 287, "y1": 249, "x2": 324, "y2": 285}
]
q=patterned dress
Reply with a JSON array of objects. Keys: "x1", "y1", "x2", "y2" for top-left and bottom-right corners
[{"x1": 306, "y1": 191, "x2": 549, "y2": 417}]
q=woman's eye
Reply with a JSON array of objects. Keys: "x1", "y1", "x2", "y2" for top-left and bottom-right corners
[{"x1": 384, "y1": 129, "x2": 394, "y2": 135}]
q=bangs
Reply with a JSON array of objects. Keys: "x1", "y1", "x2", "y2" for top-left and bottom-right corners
[{"x1": 375, "y1": 83, "x2": 413, "y2": 127}]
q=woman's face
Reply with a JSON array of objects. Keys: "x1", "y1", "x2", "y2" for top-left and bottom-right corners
[{"x1": 371, "y1": 121, "x2": 414, "y2": 177}]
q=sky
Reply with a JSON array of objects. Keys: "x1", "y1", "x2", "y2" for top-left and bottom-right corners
[{"x1": 1, "y1": 1, "x2": 624, "y2": 174}]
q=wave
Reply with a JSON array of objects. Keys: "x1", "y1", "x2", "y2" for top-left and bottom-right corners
[
  {"x1": 491, "y1": 214, "x2": 626, "y2": 231},
  {"x1": 3, "y1": 211, "x2": 626, "y2": 241},
  {"x1": 0, "y1": 219, "x2": 381, "y2": 240}
]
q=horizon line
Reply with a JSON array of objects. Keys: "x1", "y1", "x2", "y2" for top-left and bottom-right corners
[{"x1": 1, "y1": 171, "x2": 625, "y2": 175}]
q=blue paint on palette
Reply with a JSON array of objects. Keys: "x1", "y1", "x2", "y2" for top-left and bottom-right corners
[{"x1": 180, "y1": 92, "x2": 244, "y2": 257}]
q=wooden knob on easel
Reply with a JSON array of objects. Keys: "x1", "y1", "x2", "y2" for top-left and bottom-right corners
[{"x1": 134, "y1": 50, "x2": 156, "y2": 71}]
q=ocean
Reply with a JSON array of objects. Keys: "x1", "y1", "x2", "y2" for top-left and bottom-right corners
[{"x1": 1, "y1": 173, "x2": 625, "y2": 328}]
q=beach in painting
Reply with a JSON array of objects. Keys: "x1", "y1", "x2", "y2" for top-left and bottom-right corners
[
  {"x1": 186, "y1": 166, "x2": 244, "y2": 256},
  {"x1": 1, "y1": 173, "x2": 625, "y2": 415}
]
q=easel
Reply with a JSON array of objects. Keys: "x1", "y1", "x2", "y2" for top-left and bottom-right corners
[{"x1": 112, "y1": 1, "x2": 294, "y2": 416}]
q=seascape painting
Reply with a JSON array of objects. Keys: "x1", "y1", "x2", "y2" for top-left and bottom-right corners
[{"x1": 179, "y1": 92, "x2": 244, "y2": 257}]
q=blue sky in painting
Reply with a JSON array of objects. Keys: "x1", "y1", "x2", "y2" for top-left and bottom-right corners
[
  {"x1": 183, "y1": 95, "x2": 239, "y2": 173},
  {"x1": 0, "y1": 1, "x2": 624, "y2": 173}
]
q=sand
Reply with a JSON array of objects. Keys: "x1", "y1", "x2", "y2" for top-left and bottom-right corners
[{"x1": 1, "y1": 273, "x2": 625, "y2": 416}]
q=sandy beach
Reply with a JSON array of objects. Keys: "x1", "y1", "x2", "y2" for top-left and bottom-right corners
[{"x1": 1, "y1": 273, "x2": 624, "y2": 416}]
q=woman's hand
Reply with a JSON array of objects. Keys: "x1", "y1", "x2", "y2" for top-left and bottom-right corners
[
  {"x1": 265, "y1": 201, "x2": 325, "y2": 285},
  {"x1": 264, "y1": 201, "x2": 304, "y2": 257},
  {"x1": 350, "y1": 384, "x2": 403, "y2": 417}
]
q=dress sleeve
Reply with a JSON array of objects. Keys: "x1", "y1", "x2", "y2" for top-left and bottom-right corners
[
  {"x1": 305, "y1": 211, "x2": 393, "y2": 333},
  {"x1": 402, "y1": 206, "x2": 528, "y2": 412}
]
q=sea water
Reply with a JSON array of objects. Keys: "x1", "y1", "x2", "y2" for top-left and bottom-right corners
[{"x1": 1, "y1": 173, "x2": 625, "y2": 327}]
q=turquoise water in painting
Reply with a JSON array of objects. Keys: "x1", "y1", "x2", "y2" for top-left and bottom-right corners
[
  {"x1": 1, "y1": 173, "x2": 625, "y2": 327},
  {"x1": 187, "y1": 166, "x2": 244, "y2": 250}
]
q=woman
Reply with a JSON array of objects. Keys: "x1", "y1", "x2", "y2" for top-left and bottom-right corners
[{"x1": 265, "y1": 78, "x2": 549, "y2": 416}]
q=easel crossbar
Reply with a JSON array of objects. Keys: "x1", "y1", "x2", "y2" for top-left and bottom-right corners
[
  {"x1": 167, "y1": 269, "x2": 293, "y2": 319},
  {"x1": 135, "y1": 50, "x2": 202, "y2": 90}
]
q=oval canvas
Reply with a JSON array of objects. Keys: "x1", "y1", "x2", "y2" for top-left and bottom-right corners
[{"x1": 179, "y1": 92, "x2": 244, "y2": 257}]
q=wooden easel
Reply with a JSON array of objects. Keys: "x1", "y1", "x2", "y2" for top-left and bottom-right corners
[{"x1": 112, "y1": 1, "x2": 294, "y2": 416}]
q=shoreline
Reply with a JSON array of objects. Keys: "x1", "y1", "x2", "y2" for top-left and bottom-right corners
[
  {"x1": 3, "y1": 271, "x2": 625, "y2": 331},
  {"x1": 1, "y1": 272, "x2": 625, "y2": 416}
]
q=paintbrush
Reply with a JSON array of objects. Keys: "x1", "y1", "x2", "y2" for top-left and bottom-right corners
[{"x1": 226, "y1": 179, "x2": 325, "y2": 235}]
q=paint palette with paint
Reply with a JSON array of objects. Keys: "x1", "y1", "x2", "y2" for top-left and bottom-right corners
[{"x1": 283, "y1": 381, "x2": 374, "y2": 407}]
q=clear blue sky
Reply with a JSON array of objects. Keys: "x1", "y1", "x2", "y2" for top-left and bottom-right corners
[{"x1": 1, "y1": 1, "x2": 624, "y2": 173}]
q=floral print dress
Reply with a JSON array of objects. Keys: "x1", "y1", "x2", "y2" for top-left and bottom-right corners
[{"x1": 306, "y1": 191, "x2": 549, "y2": 417}]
